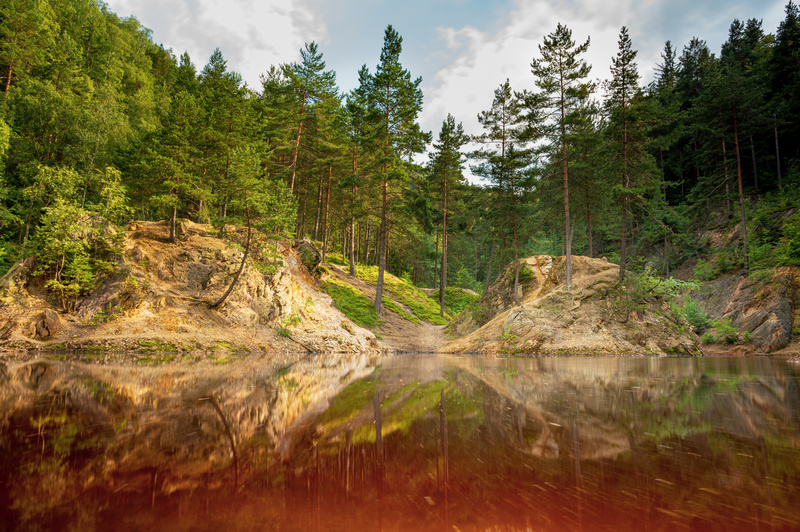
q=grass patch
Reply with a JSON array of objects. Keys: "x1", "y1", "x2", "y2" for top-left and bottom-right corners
[
  {"x1": 382, "y1": 298, "x2": 421, "y2": 324},
  {"x1": 325, "y1": 252, "x2": 347, "y2": 266},
  {"x1": 429, "y1": 287, "x2": 480, "y2": 316},
  {"x1": 137, "y1": 339, "x2": 178, "y2": 352},
  {"x1": 322, "y1": 278, "x2": 379, "y2": 327},
  {"x1": 355, "y1": 265, "x2": 449, "y2": 325}
]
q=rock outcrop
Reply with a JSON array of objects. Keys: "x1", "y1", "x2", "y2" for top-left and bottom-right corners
[
  {"x1": 445, "y1": 255, "x2": 701, "y2": 356},
  {"x1": 0, "y1": 220, "x2": 382, "y2": 356},
  {"x1": 694, "y1": 267, "x2": 799, "y2": 352}
]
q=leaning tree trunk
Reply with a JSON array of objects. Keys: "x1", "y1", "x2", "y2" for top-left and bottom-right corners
[{"x1": 210, "y1": 202, "x2": 251, "y2": 310}]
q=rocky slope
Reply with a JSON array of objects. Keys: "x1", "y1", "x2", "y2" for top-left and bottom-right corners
[
  {"x1": 445, "y1": 255, "x2": 701, "y2": 356},
  {"x1": 0, "y1": 220, "x2": 381, "y2": 357},
  {"x1": 694, "y1": 267, "x2": 800, "y2": 354}
]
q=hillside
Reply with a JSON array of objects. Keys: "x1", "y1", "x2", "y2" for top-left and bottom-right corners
[
  {"x1": 0, "y1": 220, "x2": 382, "y2": 358},
  {"x1": 445, "y1": 255, "x2": 702, "y2": 356}
]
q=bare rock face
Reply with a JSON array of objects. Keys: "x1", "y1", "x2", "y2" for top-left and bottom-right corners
[
  {"x1": 446, "y1": 255, "x2": 700, "y2": 356},
  {"x1": 695, "y1": 268, "x2": 798, "y2": 352},
  {"x1": 0, "y1": 220, "x2": 381, "y2": 355},
  {"x1": 34, "y1": 309, "x2": 61, "y2": 339},
  {"x1": 0, "y1": 257, "x2": 34, "y2": 306}
]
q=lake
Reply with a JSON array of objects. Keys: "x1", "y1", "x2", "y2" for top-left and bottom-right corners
[{"x1": 1, "y1": 354, "x2": 799, "y2": 531}]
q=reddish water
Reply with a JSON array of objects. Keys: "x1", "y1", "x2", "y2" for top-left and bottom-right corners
[{"x1": 2, "y1": 355, "x2": 799, "y2": 531}]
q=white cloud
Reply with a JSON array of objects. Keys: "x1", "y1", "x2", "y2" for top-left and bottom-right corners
[
  {"x1": 105, "y1": 0, "x2": 328, "y2": 89},
  {"x1": 420, "y1": 0, "x2": 786, "y2": 146}
]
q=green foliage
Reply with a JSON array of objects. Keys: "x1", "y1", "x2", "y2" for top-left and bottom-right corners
[
  {"x1": 34, "y1": 200, "x2": 113, "y2": 310},
  {"x1": 694, "y1": 259, "x2": 715, "y2": 281},
  {"x1": 326, "y1": 252, "x2": 347, "y2": 266},
  {"x1": 700, "y1": 318, "x2": 741, "y2": 344},
  {"x1": 681, "y1": 297, "x2": 710, "y2": 332},
  {"x1": 777, "y1": 212, "x2": 800, "y2": 266},
  {"x1": 626, "y1": 266, "x2": 698, "y2": 302}
]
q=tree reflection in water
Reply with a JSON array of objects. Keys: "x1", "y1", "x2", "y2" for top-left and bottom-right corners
[{"x1": 1, "y1": 355, "x2": 799, "y2": 531}]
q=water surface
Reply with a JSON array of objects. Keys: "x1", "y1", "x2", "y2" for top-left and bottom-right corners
[{"x1": 1, "y1": 354, "x2": 799, "y2": 531}]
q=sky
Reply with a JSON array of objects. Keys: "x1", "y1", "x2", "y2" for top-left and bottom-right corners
[{"x1": 106, "y1": 0, "x2": 787, "y2": 156}]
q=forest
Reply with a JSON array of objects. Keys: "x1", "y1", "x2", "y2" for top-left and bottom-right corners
[{"x1": 1, "y1": 0, "x2": 800, "y2": 315}]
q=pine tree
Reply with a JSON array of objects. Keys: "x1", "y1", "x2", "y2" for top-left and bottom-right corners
[
  {"x1": 364, "y1": 25, "x2": 429, "y2": 315},
  {"x1": 530, "y1": 23, "x2": 594, "y2": 289},
  {"x1": 429, "y1": 114, "x2": 468, "y2": 316},
  {"x1": 283, "y1": 42, "x2": 339, "y2": 195},
  {"x1": 471, "y1": 80, "x2": 528, "y2": 295},
  {"x1": 606, "y1": 26, "x2": 653, "y2": 280}
]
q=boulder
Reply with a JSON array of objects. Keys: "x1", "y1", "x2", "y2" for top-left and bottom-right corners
[
  {"x1": 35, "y1": 309, "x2": 61, "y2": 339},
  {"x1": 296, "y1": 239, "x2": 321, "y2": 273}
]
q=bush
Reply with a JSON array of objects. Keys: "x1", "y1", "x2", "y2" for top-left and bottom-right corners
[
  {"x1": 694, "y1": 259, "x2": 715, "y2": 281},
  {"x1": 714, "y1": 319, "x2": 739, "y2": 344},
  {"x1": 682, "y1": 297, "x2": 710, "y2": 332},
  {"x1": 777, "y1": 212, "x2": 800, "y2": 266}
]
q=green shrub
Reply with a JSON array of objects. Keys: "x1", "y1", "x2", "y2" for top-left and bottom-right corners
[
  {"x1": 682, "y1": 297, "x2": 709, "y2": 332},
  {"x1": 777, "y1": 212, "x2": 800, "y2": 266},
  {"x1": 714, "y1": 319, "x2": 739, "y2": 344},
  {"x1": 694, "y1": 259, "x2": 715, "y2": 281}
]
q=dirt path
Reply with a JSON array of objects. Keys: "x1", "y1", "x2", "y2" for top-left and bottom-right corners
[{"x1": 381, "y1": 321, "x2": 446, "y2": 353}]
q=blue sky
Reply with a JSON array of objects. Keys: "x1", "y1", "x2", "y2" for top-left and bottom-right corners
[{"x1": 106, "y1": 0, "x2": 787, "y2": 145}]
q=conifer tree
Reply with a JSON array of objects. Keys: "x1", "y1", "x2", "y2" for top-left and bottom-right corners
[
  {"x1": 471, "y1": 80, "x2": 528, "y2": 295},
  {"x1": 606, "y1": 26, "x2": 655, "y2": 280},
  {"x1": 530, "y1": 24, "x2": 594, "y2": 289},
  {"x1": 364, "y1": 25, "x2": 429, "y2": 315},
  {"x1": 429, "y1": 114, "x2": 468, "y2": 316}
]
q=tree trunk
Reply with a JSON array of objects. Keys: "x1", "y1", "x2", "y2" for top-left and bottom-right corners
[
  {"x1": 732, "y1": 107, "x2": 749, "y2": 274},
  {"x1": 349, "y1": 148, "x2": 358, "y2": 276},
  {"x1": 749, "y1": 136, "x2": 759, "y2": 194},
  {"x1": 210, "y1": 202, "x2": 251, "y2": 309},
  {"x1": 619, "y1": 94, "x2": 629, "y2": 282},
  {"x1": 364, "y1": 223, "x2": 371, "y2": 266},
  {"x1": 561, "y1": 91, "x2": 572, "y2": 289},
  {"x1": 483, "y1": 240, "x2": 496, "y2": 294},
  {"x1": 440, "y1": 168, "x2": 448, "y2": 316},
  {"x1": 169, "y1": 205, "x2": 177, "y2": 243},
  {"x1": 512, "y1": 191, "x2": 521, "y2": 306},
  {"x1": 313, "y1": 174, "x2": 323, "y2": 241},
  {"x1": 289, "y1": 90, "x2": 306, "y2": 193},
  {"x1": 774, "y1": 113, "x2": 783, "y2": 190},
  {"x1": 374, "y1": 175, "x2": 388, "y2": 314},
  {"x1": 585, "y1": 186, "x2": 593, "y2": 258},
  {"x1": 322, "y1": 167, "x2": 332, "y2": 263},
  {"x1": 723, "y1": 140, "x2": 732, "y2": 217},
  {"x1": 433, "y1": 231, "x2": 439, "y2": 289}
]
